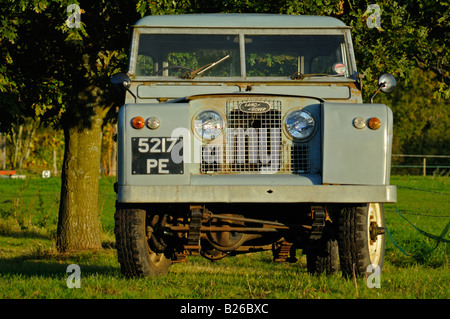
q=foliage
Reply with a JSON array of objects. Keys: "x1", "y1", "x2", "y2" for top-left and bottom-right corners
[
  {"x1": 0, "y1": 0, "x2": 142, "y2": 251},
  {"x1": 6, "y1": 118, "x2": 39, "y2": 170},
  {"x1": 0, "y1": 0, "x2": 448, "y2": 127},
  {"x1": 1, "y1": 0, "x2": 448, "y2": 139},
  {"x1": 379, "y1": 69, "x2": 450, "y2": 156},
  {"x1": 164, "y1": 0, "x2": 449, "y2": 100},
  {"x1": 0, "y1": 0, "x2": 135, "y2": 132},
  {"x1": 341, "y1": 1, "x2": 449, "y2": 101}
]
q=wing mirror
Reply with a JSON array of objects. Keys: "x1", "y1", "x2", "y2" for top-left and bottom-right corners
[
  {"x1": 111, "y1": 73, "x2": 131, "y2": 90},
  {"x1": 371, "y1": 73, "x2": 397, "y2": 103},
  {"x1": 110, "y1": 73, "x2": 136, "y2": 103}
]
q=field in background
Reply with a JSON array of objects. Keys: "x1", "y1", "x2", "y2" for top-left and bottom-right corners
[{"x1": 0, "y1": 175, "x2": 448, "y2": 299}]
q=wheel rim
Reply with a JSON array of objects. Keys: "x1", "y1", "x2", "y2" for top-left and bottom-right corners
[
  {"x1": 367, "y1": 203, "x2": 384, "y2": 266},
  {"x1": 147, "y1": 248, "x2": 167, "y2": 268},
  {"x1": 146, "y1": 215, "x2": 171, "y2": 269}
]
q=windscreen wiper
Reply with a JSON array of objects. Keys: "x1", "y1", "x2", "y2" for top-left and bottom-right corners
[
  {"x1": 182, "y1": 55, "x2": 230, "y2": 79},
  {"x1": 291, "y1": 72, "x2": 345, "y2": 80}
]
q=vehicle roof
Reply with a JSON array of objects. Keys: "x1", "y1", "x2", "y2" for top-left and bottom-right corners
[{"x1": 134, "y1": 13, "x2": 348, "y2": 28}]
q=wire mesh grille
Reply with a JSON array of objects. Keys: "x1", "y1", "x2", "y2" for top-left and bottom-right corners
[{"x1": 200, "y1": 99, "x2": 310, "y2": 174}]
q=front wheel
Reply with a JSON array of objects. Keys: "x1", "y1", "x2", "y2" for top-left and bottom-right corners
[
  {"x1": 338, "y1": 203, "x2": 385, "y2": 277},
  {"x1": 114, "y1": 207, "x2": 173, "y2": 277},
  {"x1": 305, "y1": 219, "x2": 339, "y2": 275},
  {"x1": 306, "y1": 236, "x2": 339, "y2": 275}
]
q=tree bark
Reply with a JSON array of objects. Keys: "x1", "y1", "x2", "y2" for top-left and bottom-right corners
[
  {"x1": 56, "y1": 110, "x2": 104, "y2": 252},
  {"x1": 55, "y1": 50, "x2": 118, "y2": 252}
]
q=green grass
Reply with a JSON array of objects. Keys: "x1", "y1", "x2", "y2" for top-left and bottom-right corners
[
  {"x1": 385, "y1": 176, "x2": 449, "y2": 268},
  {"x1": 0, "y1": 175, "x2": 448, "y2": 299}
]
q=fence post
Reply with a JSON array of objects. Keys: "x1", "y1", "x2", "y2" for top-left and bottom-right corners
[{"x1": 423, "y1": 157, "x2": 426, "y2": 176}]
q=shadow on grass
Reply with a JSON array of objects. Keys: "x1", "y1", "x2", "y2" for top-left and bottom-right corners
[
  {"x1": 385, "y1": 244, "x2": 450, "y2": 269},
  {"x1": 0, "y1": 234, "x2": 121, "y2": 279},
  {"x1": 0, "y1": 225, "x2": 53, "y2": 240},
  {"x1": 0, "y1": 258, "x2": 120, "y2": 279}
]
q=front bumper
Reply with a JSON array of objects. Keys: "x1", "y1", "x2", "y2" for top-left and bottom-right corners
[{"x1": 118, "y1": 184, "x2": 397, "y2": 204}]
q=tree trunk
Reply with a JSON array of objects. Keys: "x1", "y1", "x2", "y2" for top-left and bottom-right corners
[
  {"x1": 56, "y1": 112, "x2": 104, "y2": 252},
  {"x1": 0, "y1": 134, "x2": 6, "y2": 170},
  {"x1": 110, "y1": 125, "x2": 117, "y2": 176},
  {"x1": 53, "y1": 149, "x2": 58, "y2": 176},
  {"x1": 55, "y1": 50, "x2": 117, "y2": 252}
]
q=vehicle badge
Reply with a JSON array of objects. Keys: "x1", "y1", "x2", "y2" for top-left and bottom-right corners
[{"x1": 238, "y1": 101, "x2": 271, "y2": 113}]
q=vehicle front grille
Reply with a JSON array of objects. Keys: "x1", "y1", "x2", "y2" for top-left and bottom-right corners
[{"x1": 200, "y1": 99, "x2": 310, "y2": 174}]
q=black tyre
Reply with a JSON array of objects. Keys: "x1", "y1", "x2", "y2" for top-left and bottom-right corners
[
  {"x1": 114, "y1": 207, "x2": 173, "y2": 277},
  {"x1": 338, "y1": 203, "x2": 385, "y2": 277},
  {"x1": 306, "y1": 224, "x2": 339, "y2": 275},
  {"x1": 306, "y1": 239, "x2": 339, "y2": 275}
]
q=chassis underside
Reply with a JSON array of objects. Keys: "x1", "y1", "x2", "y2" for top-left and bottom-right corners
[
  {"x1": 118, "y1": 203, "x2": 332, "y2": 261},
  {"x1": 154, "y1": 203, "x2": 329, "y2": 263}
]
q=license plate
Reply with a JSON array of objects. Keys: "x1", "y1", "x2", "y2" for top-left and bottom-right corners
[{"x1": 131, "y1": 137, "x2": 183, "y2": 175}]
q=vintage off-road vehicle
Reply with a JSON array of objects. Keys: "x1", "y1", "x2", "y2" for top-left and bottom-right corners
[{"x1": 111, "y1": 13, "x2": 397, "y2": 278}]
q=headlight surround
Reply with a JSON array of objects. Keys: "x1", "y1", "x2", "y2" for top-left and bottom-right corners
[
  {"x1": 285, "y1": 110, "x2": 316, "y2": 140},
  {"x1": 193, "y1": 110, "x2": 224, "y2": 140}
]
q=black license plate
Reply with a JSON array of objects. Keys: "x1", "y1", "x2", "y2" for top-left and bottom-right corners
[{"x1": 131, "y1": 137, "x2": 183, "y2": 175}]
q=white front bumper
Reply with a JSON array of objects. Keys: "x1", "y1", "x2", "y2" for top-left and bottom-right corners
[{"x1": 118, "y1": 184, "x2": 397, "y2": 204}]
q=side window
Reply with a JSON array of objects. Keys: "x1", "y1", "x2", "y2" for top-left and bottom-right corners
[{"x1": 136, "y1": 55, "x2": 154, "y2": 76}]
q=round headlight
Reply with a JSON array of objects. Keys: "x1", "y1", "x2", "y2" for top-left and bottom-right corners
[
  {"x1": 193, "y1": 110, "x2": 224, "y2": 140},
  {"x1": 285, "y1": 110, "x2": 316, "y2": 140}
]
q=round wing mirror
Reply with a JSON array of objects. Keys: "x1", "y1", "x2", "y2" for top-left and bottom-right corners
[
  {"x1": 110, "y1": 72, "x2": 136, "y2": 103},
  {"x1": 110, "y1": 73, "x2": 131, "y2": 91},
  {"x1": 378, "y1": 73, "x2": 396, "y2": 93}
]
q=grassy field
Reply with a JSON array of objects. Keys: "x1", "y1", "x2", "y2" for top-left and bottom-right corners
[{"x1": 0, "y1": 175, "x2": 448, "y2": 300}]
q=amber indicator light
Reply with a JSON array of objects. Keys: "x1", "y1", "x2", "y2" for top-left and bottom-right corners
[
  {"x1": 368, "y1": 117, "x2": 381, "y2": 130},
  {"x1": 131, "y1": 116, "x2": 145, "y2": 129}
]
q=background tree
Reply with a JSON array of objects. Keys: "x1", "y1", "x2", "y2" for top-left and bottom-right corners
[
  {"x1": 0, "y1": 0, "x2": 140, "y2": 251},
  {"x1": 0, "y1": 0, "x2": 448, "y2": 252},
  {"x1": 380, "y1": 69, "x2": 450, "y2": 172}
]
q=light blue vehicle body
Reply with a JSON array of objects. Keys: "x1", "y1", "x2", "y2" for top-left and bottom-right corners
[
  {"x1": 116, "y1": 14, "x2": 396, "y2": 205},
  {"x1": 112, "y1": 13, "x2": 397, "y2": 277}
]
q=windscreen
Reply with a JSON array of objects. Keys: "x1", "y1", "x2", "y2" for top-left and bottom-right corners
[
  {"x1": 136, "y1": 34, "x2": 240, "y2": 77},
  {"x1": 245, "y1": 35, "x2": 348, "y2": 77},
  {"x1": 135, "y1": 33, "x2": 348, "y2": 79}
]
